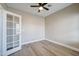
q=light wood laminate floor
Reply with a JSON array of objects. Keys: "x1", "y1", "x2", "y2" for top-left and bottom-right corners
[{"x1": 10, "y1": 40, "x2": 79, "y2": 56}]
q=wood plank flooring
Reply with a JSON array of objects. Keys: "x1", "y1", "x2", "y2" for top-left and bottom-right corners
[{"x1": 10, "y1": 40, "x2": 79, "y2": 56}]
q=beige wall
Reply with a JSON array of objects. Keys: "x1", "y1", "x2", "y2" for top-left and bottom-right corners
[
  {"x1": 2, "y1": 3, "x2": 79, "y2": 49},
  {"x1": 45, "y1": 4, "x2": 79, "y2": 49},
  {"x1": 5, "y1": 7, "x2": 45, "y2": 45}
]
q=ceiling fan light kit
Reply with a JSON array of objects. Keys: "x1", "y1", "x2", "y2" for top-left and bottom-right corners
[{"x1": 39, "y1": 7, "x2": 43, "y2": 10}]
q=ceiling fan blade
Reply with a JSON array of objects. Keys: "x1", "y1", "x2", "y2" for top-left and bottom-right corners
[
  {"x1": 30, "y1": 5, "x2": 39, "y2": 7},
  {"x1": 43, "y1": 7, "x2": 49, "y2": 10},
  {"x1": 38, "y1": 10, "x2": 40, "y2": 12},
  {"x1": 42, "y1": 3, "x2": 47, "y2": 6},
  {"x1": 39, "y1": 3, "x2": 42, "y2": 6}
]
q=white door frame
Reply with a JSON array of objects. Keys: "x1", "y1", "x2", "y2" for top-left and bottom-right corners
[
  {"x1": 0, "y1": 5, "x2": 3, "y2": 56},
  {"x1": 2, "y1": 10, "x2": 22, "y2": 56}
]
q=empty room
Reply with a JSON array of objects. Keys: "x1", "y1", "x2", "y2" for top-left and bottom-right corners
[{"x1": 0, "y1": 3, "x2": 79, "y2": 56}]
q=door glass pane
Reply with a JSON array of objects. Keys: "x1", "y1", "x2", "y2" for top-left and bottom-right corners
[
  {"x1": 6, "y1": 14, "x2": 14, "y2": 51},
  {"x1": 7, "y1": 22, "x2": 13, "y2": 28},
  {"x1": 7, "y1": 36, "x2": 13, "y2": 44},
  {"x1": 13, "y1": 29, "x2": 16, "y2": 35},
  {"x1": 7, "y1": 43, "x2": 13, "y2": 51},
  {"x1": 13, "y1": 34, "x2": 19, "y2": 42},
  {"x1": 13, "y1": 23, "x2": 16, "y2": 28},
  {"x1": 7, "y1": 29, "x2": 13, "y2": 35},
  {"x1": 13, "y1": 41, "x2": 19, "y2": 48},
  {"x1": 7, "y1": 14, "x2": 13, "y2": 22},
  {"x1": 14, "y1": 16, "x2": 19, "y2": 24},
  {"x1": 16, "y1": 24, "x2": 20, "y2": 34}
]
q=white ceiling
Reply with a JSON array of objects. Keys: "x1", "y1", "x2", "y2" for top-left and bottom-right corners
[{"x1": 6, "y1": 3, "x2": 72, "y2": 17}]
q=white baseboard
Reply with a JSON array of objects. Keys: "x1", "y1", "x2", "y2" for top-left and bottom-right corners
[
  {"x1": 22, "y1": 39, "x2": 45, "y2": 45},
  {"x1": 46, "y1": 39, "x2": 79, "y2": 52}
]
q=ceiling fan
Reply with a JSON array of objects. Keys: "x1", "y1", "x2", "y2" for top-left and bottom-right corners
[{"x1": 30, "y1": 3, "x2": 49, "y2": 12}]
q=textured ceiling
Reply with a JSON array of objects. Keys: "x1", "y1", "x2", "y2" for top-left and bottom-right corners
[{"x1": 6, "y1": 3, "x2": 72, "y2": 17}]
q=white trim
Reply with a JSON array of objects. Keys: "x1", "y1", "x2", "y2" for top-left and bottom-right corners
[
  {"x1": 2, "y1": 10, "x2": 22, "y2": 56},
  {"x1": 22, "y1": 39, "x2": 45, "y2": 45},
  {"x1": 0, "y1": 4, "x2": 4, "y2": 56},
  {"x1": 46, "y1": 39, "x2": 79, "y2": 52},
  {"x1": 22, "y1": 38, "x2": 79, "y2": 52}
]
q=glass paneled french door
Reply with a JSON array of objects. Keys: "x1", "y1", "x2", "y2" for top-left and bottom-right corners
[{"x1": 3, "y1": 11, "x2": 21, "y2": 56}]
